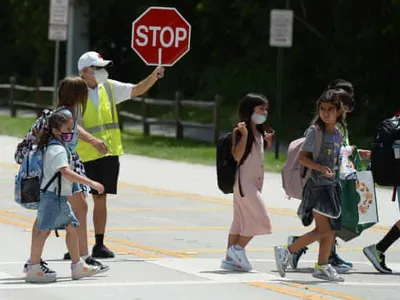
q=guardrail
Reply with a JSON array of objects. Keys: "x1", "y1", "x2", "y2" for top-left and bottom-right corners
[{"x1": 0, "y1": 76, "x2": 222, "y2": 145}]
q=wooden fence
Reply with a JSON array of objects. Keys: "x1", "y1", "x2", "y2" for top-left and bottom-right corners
[{"x1": 0, "y1": 76, "x2": 222, "y2": 145}]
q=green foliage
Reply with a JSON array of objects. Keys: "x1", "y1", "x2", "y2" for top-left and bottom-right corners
[{"x1": 1, "y1": 0, "x2": 400, "y2": 147}]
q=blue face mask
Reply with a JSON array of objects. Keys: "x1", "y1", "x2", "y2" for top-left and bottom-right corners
[{"x1": 251, "y1": 112, "x2": 267, "y2": 124}]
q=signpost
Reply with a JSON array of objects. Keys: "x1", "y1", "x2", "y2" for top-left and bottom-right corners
[
  {"x1": 269, "y1": 4, "x2": 293, "y2": 159},
  {"x1": 131, "y1": 6, "x2": 191, "y2": 67},
  {"x1": 48, "y1": 0, "x2": 69, "y2": 107}
]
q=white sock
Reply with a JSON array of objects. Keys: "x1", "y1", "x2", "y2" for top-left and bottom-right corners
[{"x1": 81, "y1": 254, "x2": 90, "y2": 260}]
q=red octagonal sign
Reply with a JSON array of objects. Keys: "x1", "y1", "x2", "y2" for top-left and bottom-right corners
[{"x1": 131, "y1": 7, "x2": 191, "y2": 67}]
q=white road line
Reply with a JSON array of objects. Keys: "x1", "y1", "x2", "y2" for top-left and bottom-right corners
[
  {"x1": 1, "y1": 278, "x2": 400, "y2": 290},
  {"x1": 0, "y1": 271, "x2": 14, "y2": 280},
  {"x1": 150, "y1": 257, "x2": 284, "y2": 282}
]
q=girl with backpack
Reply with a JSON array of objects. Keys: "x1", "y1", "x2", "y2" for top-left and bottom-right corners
[
  {"x1": 25, "y1": 111, "x2": 105, "y2": 283},
  {"x1": 22, "y1": 77, "x2": 109, "y2": 277},
  {"x1": 287, "y1": 80, "x2": 371, "y2": 274},
  {"x1": 274, "y1": 89, "x2": 346, "y2": 282},
  {"x1": 221, "y1": 93, "x2": 274, "y2": 272}
]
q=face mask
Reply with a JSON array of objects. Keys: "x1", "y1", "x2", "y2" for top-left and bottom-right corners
[
  {"x1": 93, "y1": 68, "x2": 109, "y2": 84},
  {"x1": 251, "y1": 112, "x2": 267, "y2": 124},
  {"x1": 60, "y1": 132, "x2": 74, "y2": 143}
]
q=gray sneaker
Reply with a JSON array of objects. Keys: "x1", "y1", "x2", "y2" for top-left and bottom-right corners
[
  {"x1": 363, "y1": 244, "x2": 392, "y2": 274},
  {"x1": 274, "y1": 245, "x2": 290, "y2": 277},
  {"x1": 312, "y1": 264, "x2": 344, "y2": 282}
]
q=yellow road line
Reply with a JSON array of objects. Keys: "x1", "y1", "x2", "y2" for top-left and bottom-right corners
[
  {"x1": 0, "y1": 207, "x2": 224, "y2": 213},
  {"x1": 87, "y1": 225, "x2": 306, "y2": 232},
  {"x1": 90, "y1": 234, "x2": 190, "y2": 259},
  {"x1": 0, "y1": 212, "x2": 162, "y2": 259},
  {"x1": 283, "y1": 282, "x2": 364, "y2": 300},
  {"x1": 247, "y1": 281, "x2": 331, "y2": 300},
  {"x1": 0, "y1": 162, "x2": 394, "y2": 227}
]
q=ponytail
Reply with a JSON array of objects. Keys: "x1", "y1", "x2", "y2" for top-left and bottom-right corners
[{"x1": 36, "y1": 127, "x2": 53, "y2": 149}]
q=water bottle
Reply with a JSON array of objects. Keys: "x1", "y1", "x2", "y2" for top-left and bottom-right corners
[{"x1": 393, "y1": 140, "x2": 400, "y2": 159}]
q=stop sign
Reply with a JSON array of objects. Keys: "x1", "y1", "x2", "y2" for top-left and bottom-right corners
[{"x1": 131, "y1": 7, "x2": 191, "y2": 67}]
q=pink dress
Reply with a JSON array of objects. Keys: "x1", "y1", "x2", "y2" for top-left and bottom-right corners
[{"x1": 229, "y1": 134, "x2": 272, "y2": 236}]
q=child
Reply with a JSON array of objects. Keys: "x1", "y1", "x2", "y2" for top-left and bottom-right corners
[
  {"x1": 221, "y1": 93, "x2": 274, "y2": 271},
  {"x1": 25, "y1": 111, "x2": 105, "y2": 283},
  {"x1": 287, "y1": 79, "x2": 371, "y2": 273},
  {"x1": 274, "y1": 89, "x2": 345, "y2": 282},
  {"x1": 22, "y1": 77, "x2": 108, "y2": 275}
]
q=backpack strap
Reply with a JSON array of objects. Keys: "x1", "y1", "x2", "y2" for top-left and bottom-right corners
[{"x1": 313, "y1": 125, "x2": 323, "y2": 160}]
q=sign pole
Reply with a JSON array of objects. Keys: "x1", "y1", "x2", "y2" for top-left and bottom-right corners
[
  {"x1": 275, "y1": 46, "x2": 284, "y2": 159},
  {"x1": 52, "y1": 40, "x2": 60, "y2": 108},
  {"x1": 48, "y1": 0, "x2": 69, "y2": 108},
  {"x1": 269, "y1": 0, "x2": 292, "y2": 160}
]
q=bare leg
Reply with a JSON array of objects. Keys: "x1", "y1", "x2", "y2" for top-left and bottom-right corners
[
  {"x1": 237, "y1": 236, "x2": 253, "y2": 248},
  {"x1": 227, "y1": 234, "x2": 240, "y2": 249},
  {"x1": 65, "y1": 225, "x2": 80, "y2": 264},
  {"x1": 288, "y1": 211, "x2": 334, "y2": 259},
  {"x1": 68, "y1": 192, "x2": 89, "y2": 256},
  {"x1": 30, "y1": 227, "x2": 51, "y2": 265}
]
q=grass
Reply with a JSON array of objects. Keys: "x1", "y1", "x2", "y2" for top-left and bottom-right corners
[{"x1": 0, "y1": 115, "x2": 286, "y2": 173}]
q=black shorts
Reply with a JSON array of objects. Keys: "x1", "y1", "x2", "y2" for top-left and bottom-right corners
[{"x1": 83, "y1": 155, "x2": 120, "y2": 195}]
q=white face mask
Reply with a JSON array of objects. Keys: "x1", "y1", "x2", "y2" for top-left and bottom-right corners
[
  {"x1": 251, "y1": 112, "x2": 267, "y2": 124},
  {"x1": 93, "y1": 68, "x2": 109, "y2": 84}
]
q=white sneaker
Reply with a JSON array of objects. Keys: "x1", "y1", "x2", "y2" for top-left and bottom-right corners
[
  {"x1": 313, "y1": 264, "x2": 344, "y2": 282},
  {"x1": 227, "y1": 245, "x2": 252, "y2": 271},
  {"x1": 274, "y1": 245, "x2": 290, "y2": 277},
  {"x1": 25, "y1": 263, "x2": 57, "y2": 283},
  {"x1": 71, "y1": 260, "x2": 101, "y2": 280},
  {"x1": 220, "y1": 257, "x2": 248, "y2": 272}
]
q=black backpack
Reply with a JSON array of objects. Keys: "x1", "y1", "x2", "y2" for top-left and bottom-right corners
[
  {"x1": 216, "y1": 131, "x2": 251, "y2": 196},
  {"x1": 371, "y1": 115, "x2": 400, "y2": 186}
]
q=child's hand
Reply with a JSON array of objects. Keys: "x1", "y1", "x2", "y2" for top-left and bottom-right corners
[
  {"x1": 91, "y1": 181, "x2": 105, "y2": 194},
  {"x1": 237, "y1": 122, "x2": 248, "y2": 136},
  {"x1": 264, "y1": 130, "x2": 275, "y2": 149},
  {"x1": 359, "y1": 149, "x2": 371, "y2": 160},
  {"x1": 319, "y1": 165, "x2": 334, "y2": 178}
]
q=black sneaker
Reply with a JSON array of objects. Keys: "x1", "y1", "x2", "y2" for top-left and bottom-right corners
[
  {"x1": 85, "y1": 256, "x2": 110, "y2": 273},
  {"x1": 92, "y1": 244, "x2": 115, "y2": 259},
  {"x1": 330, "y1": 240, "x2": 353, "y2": 268},
  {"x1": 287, "y1": 236, "x2": 308, "y2": 269}
]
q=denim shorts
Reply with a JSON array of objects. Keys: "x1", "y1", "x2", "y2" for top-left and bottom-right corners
[
  {"x1": 72, "y1": 182, "x2": 84, "y2": 194},
  {"x1": 36, "y1": 190, "x2": 80, "y2": 231}
]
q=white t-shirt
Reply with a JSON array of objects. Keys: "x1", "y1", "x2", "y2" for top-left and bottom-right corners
[
  {"x1": 41, "y1": 144, "x2": 72, "y2": 196},
  {"x1": 88, "y1": 79, "x2": 136, "y2": 108}
]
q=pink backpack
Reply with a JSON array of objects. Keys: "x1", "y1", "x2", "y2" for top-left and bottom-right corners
[{"x1": 281, "y1": 125, "x2": 323, "y2": 200}]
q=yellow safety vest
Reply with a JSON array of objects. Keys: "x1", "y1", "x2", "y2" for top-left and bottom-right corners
[{"x1": 76, "y1": 80, "x2": 124, "y2": 162}]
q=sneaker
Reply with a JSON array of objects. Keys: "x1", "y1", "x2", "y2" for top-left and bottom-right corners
[
  {"x1": 330, "y1": 240, "x2": 353, "y2": 268},
  {"x1": 71, "y1": 259, "x2": 101, "y2": 280},
  {"x1": 331, "y1": 263, "x2": 352, "y2": 274},
  {"x1": 220, "y1": 257, "x2": 247, "y2": 272},
  {"x1": 363, "y1": 244, "x2": 392, "y2": 274},
  {"x1": 92, "y1": 244, "x2": 115, "y2": 259},
  {"x1": 63, "y1": 252, "x2": 71, "y2": 260},
  {"x1": 85, "y1": 256, "x2": 110, "y2": 274},
  {"x1": 312, "y1": 264, "x2": 344, "y2": 282},
  {"x1": 274, "y1": 245, "x2": 290, "y2": 277},
  {"x1": 227, "y1": 245, "x2": 252, "y2": 271},
  {"x1": 23, "y1": 259, "x2": 55, "y2": 274},
  {"x1": 25, "y1": 262, "x2": 57, "y2": 283},
  {"x1": 287, "y1": 236, "x2": 308, "y2": 270}
]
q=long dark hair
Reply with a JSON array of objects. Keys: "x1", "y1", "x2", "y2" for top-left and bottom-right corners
[
  {"x1": 58, "y1": 76, "x2": 88, "y2": 117},
  {"x1": 311, "y1": 88, "x2": 346, "y2": 130},
  {"x1": 36, "y1": 111, "x2": 73, "y2": 148},
  {"x1": 236, "y1": 93, "x2": 270, "y2": 157}
]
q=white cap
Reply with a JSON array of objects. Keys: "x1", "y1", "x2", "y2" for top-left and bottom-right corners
[{"x1": 77, "y1": 51, "x2": 113, "y2": 71}]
